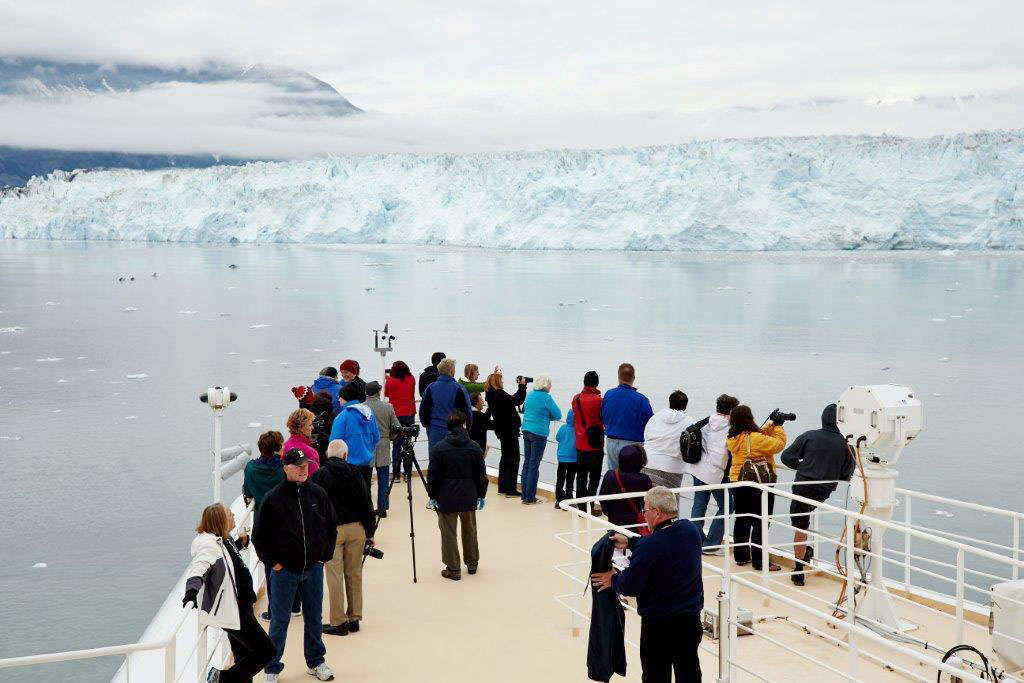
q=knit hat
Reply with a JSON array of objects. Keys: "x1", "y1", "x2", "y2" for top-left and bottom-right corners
[
  {"x1": 365, "y1": 380, "x2": 382, "y2": 396},
  {"x1": 584, "y1": 370, "x2": 599, "y2": 387},
  {"x1": 339, "y1": 359, "x2": 360, "y2": 375},
  {"x1": 291, "y1": 385, "x2": 309, "y2": 401},
  {"x1": 320, "y1": 366, "x2": 338, "y2": 379}
]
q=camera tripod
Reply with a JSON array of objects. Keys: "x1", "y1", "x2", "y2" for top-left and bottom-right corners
[{"x1": 375, "y1": 434, "x2": 431, "y2": 583}]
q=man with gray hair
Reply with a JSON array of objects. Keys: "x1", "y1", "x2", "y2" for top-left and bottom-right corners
[
  {"x1": 592, "y1": 486, "x2": 704, "y2": 682},
  {"x1": 419, "y1": 357, "x2": 474, "y2": 450}
]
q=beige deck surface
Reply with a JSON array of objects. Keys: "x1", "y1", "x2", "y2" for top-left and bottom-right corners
[{"x1": 259, "y1": 475, "x2": 991, "y2": 682}]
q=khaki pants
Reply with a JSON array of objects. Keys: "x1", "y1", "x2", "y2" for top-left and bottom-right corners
[
  {"x1": 326, "y1": 522, "x2": 365, "y2": 625},
  {"x1": 437, "y1": 510, "x2": 479, "y2": 573}
]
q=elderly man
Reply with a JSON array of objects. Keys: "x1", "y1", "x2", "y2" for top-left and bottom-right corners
[
  {"x1": 312, "y1": 439, "x2": 377, "y2": 637},
  {"x1": 252, "y1": 449, "x2": 337, "y2": 682},
  {"x1": 419, "y1": 357, "x2": 474, "y2": 449},
  {"x1": 591, "y1": 486, "x2": 704, "y2": 683}
]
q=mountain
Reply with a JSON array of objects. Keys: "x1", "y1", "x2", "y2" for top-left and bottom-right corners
[
  {"x1": 0, "y1": 57, "x2": 360, "y2": 186},
  {"x1": 3, "y1": 130, "x2": 1021, "y2": 250}
]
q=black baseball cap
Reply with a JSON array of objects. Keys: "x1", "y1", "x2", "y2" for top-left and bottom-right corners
[{"x1": 282, "y1": 448, "x2": 309, "y2": 466}]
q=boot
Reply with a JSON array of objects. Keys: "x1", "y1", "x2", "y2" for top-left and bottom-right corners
[{"x1": 792, "y1": 546, "x2": 813, "y2": 586}]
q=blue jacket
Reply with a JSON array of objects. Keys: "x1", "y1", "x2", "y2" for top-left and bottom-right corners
[
  {"x1": 601, "y1": 384, "x2": 654, "y2": 442},
  {"x1": 556, "y1": 409, "x2": 577, "y2": 463},
  {"x1": 522, "y1": 389, "x2": 562, "y2": 438},
  {"x1": 312, "y1": 375, "x2": 346, "y2": 414},
  {"x1": 612, "y1": 519, "x2": 704, "y2": 617},
  {"x1": 419, "y1": 375, "x2": 473, "y2": 445},
  {"x1": 329, "y1": 401, "x2": 381, "y2": 466}
]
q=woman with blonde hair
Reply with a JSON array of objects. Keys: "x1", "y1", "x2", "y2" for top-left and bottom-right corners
[
  {"x1": 484, "y1": 371, "x2": 528, "y2": 497},
  {"x1": 183, "y1": 503, "x2": 275, "y2": 683},
  {"x1": 520, "y1": 374, "x2": 562, "y2": 504},
  {"x1": 283, "y1": 408, "x2": 320, "y2": 476}
]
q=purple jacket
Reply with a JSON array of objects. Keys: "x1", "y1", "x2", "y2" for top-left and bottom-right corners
[{"x1": 283, "y1": 433, "x2": 320, "y2": 476}]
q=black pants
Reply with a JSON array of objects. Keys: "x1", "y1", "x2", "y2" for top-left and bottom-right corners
[
  {"x1": 496, "y1": 431, "x2": 521, "y2": 494},
  {"x1": 555, "y1": 462, "x2": 577, "y2": 502},
  {"x1": 575, "y1": 449, "x2": 603, "y2": 507},
  {"x1": 358, "y1": 465, "x2": 373, "y2": 493},
  {"x1": 222, "y1": 609, "x2": 276, "y2": 683},
  {"x1": 639, "y1": 612, "x2": 702, "y2": 683},
  {"x1": 732, "y1": 485, "x2": 775, "y2": 569}
]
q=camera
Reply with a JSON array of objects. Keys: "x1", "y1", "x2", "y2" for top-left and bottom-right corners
[
  {"x1": 769, "y1": 408, "x2": 797, "y2": 425},
  {"x1": 364, "y1": 540, "x2": 383, "y2": 560},
  {"x1": 391, "y1": 423, "x2": 420, "y2": 439},
  {"x1": 517, "y1": 375, "x2": 533, "y2": 384}
]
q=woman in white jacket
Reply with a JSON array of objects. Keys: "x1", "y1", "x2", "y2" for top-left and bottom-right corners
[
  {"x1": 642, "y1": 391, "x2": 695, "y2": 488},
  {"x1": 684, "y1": 394, "x2": 740, "y2": 555},
  {"x1": 183, "y1": 503, "x2": 275, "y2": 683}
]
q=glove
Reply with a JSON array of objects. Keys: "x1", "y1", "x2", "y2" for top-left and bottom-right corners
[
  {"x1": 427, "y1": 499, "x2": 438, "y2": 510},
  {"x1": 769, "y1": 410, "x2": 784, "y2": 426},
  {"x1": 477, "y1": 498, "x2": 486, "y2": 510},
  {"x1": 182, "y1": 588, "x2": 198, "y2": 609}
]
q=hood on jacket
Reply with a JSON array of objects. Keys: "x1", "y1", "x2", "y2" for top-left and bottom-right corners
[
  {"x1": 653, "y1": 407, "x2": 686, "y2": 425},
  {"x1": 312, "y1": 376, "x2": 340, "y2": 391},
  {"x1": 821, "y1": 403, "x2": 840, "y2": 433},
  {"x1": 618, "y1": 444, "x2": 647, "y2": 473},
  {"x1": 565, "y1": 409, "x2": 574, "y2": 426},
  {"x1": 342, "y1": 401, "x2": 373, "y2": 421},
  {"x1": 707, "y1": 413, "x2": 730, "y2": 432},
  {"x1": 444, "y1": 427, "x2": 472, "y2": 447}
]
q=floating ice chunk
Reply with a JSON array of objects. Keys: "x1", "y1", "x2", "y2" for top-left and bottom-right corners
[
  {"x1": 931, "y1": 318, "x2": 946, "y2": 322},
  {"x1": 932, "y1": 392, "x2": 942, "y2": 397},
  {"x1": 880, "y1": 366, "x2": 890, "y2": 371},
  {"x1": 249, "y1": 324, "x2": 269, "y2": 329},
  {"x1": 251, "y1": 359, "x2": 267, "y2": 363},
  {"x1": 76, "y1": 356, "x2": 85, "y2": 360},
  {"x1": 937, "y1": 357, "x2": 950, "y2": 362},
  {"x1": 965, "y1": 308, "x2": 973, "y2": 312},
  {"x1": 462, "y1": 290, "x2": 472, "y2": 294},
  {"x1": 123, "y1": 307, "x2": 138, "y2": 312},
  {"x1": 0, "y1": 351, "x2": 8, "y2": 355},
  {"x1": 0, "y1": 327, "x2": 25, "y2": 334},
  {"x1": 312, "y1": 348, "x2": 322, "y2": 352},
  {"x1": 125, "y1": 415, "x2": 138, "y2": 420},
  {"x1": 248, "y1": 422, "x2": 262, "y2": 428},
  {"x1": 590, "y1": 308, "x2": 600, "y2": 312},
  {"x1": 227, "y1": 351, "x2": 238, "y2": 356},
  {"x1": 32, "y1": 562, "x2": 47, "y2": 569},
  {"x1": 362, "y1": 261, "x2": 393, "y2": 267},
  {"x1": 44, "y1": 301, "x2": 59, "y2": 306},
  {"x1": 578, "y1": 299, "x2": 588, "y2": 303},
  {"x1": 227, "y1": 286, "x2": 236, "y2": 290},
  {"x1": 810, "y1": 352, "x2": 820, "y2": 356},
  {"x1": 415, "y1": 257, "x2": 436, "y2": 263},
  {"x1": 36, "y1": 357, "x2": 63, "y2": 362},
  {"x1": 820, "y1": 316, "x2": 830, "y2": 321},
  {"x1": 949, "y1": 314, "x2": 962, "y2": 319},
  {"x1": 717, "y1": 285, "x2": 735, "y2": 291},
  {"x1": 603, "y1": 337, "x2": 615, "y2": 341},
  {"x1": 53, "y1": 409, "x2": 62, "y2": 413},
  {"x1": 57, "y1": 379, "x2": 68, "y2": 383},
  {"x1": 364, "y1": 287, "x2": 375, "y2": 292},
  {"x1": 933, "y1": 509, "x2": 954, "y2": 518},
  {"x1": 279, "y1": 362, "x2": 291, "y2": 367},
  {"x1": 10, "y1": 367, "x2": 20, "y2": 371},
  {"x1": 179, "y1": 310, "x2": 197, "y2": 315},
  {"x1": 87, "y1": 369, "x2": 96, "y2": 372},
  {"x1": 219, "y1": 313, "x2": 231, "y2": 317},
  {"x1": 126, "y1": 373, "x2": 148, "y2": 379},
  {"x1": 0, "y1": 435, "x2": 22, "y2": 441}
]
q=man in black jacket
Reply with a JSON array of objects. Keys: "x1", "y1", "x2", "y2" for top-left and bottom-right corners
[
  {"x1": 252, "y1": 449, "x2": 337, "y2": 682},
  {"x1": 427, "y1": 411, "x2": 488, "y2": 580},
  {"x1": 311, "y1": 439, "x2": 377, "y2": 636},
  {"x1": 780, "y1": 403, "x2": 856, "y2": 585},
  {"x1": 418, "y1": 351, "x2": 445, "y2": 398}
]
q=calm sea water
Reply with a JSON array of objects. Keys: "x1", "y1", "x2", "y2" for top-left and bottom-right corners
[{"x1": 1, "y1": 241, "x2": 1023, "y2": 680}]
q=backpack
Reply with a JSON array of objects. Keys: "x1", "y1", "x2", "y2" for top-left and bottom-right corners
[
  {"x1": 575, "y1": 395, "x2": 605, "y2": 451},
  {"x1": 680, "y1": 416, "x2": 710, "y2": 465},
  {"x1": 737, "y1": 434, "x2": 777, "y2": 484}
]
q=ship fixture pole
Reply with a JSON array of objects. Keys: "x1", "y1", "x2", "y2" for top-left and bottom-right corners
[{"x1": 200, "y1": 387, "x2": 238, "y2": 503}]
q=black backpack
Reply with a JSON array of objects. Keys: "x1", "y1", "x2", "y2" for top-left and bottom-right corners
[{"x1": 680, "y1": 417, "x2": 710, "y2": 464}]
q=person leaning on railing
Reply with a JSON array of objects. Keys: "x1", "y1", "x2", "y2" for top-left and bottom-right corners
[
  {"x1": 183, "y1": 503, "x2": 275, "y2": 683},
  {"x1": 484, "y1": 370, "x2": 528, "y2": 497},
  {"x1": 726, "y1": 405, "x2": 787, "y2": 571},
  {"x1": 520, "y1": 374, "x2": 562, "y2": 505}
]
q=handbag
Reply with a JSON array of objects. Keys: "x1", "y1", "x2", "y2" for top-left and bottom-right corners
[
  {"x1": 680, "y1": 416, "x2": 710, "y2": 465},
  {"x1": 737, "y1": 434, "x2": 777, "y2": 484},
  {"x1": 614, "y1": 469, "x2": 651, "y2": 536},
  {"x1": 574, "y1": 395, "x2": 605, "y2": 451}
]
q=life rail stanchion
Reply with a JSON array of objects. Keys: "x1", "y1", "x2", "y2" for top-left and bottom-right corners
[
  {"x1": 760, "y1": 487, "x2": 770, "y2": 606},
  {"x1": 845, "y1": 515, "x2": 858, "y2": 680}
]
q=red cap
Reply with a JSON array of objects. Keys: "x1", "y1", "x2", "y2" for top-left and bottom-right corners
[{"x1": 339, "y1": 359, "x2": 360, "y2": 375}]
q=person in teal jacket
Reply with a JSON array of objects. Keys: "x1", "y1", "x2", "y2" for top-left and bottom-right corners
[
  {"x1": 520, "y1": 375, "x2": 562, "y2": 504},
  {"x1": 243, "y1": 430, "x2": 286, "y2": 510},
  {"x1": 554, "y1": 408, "x2": 577, "y2": 508}
]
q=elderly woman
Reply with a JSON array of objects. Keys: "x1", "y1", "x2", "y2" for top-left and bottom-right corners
[
  {"x1": 484, "y1": 371, "x2": 528, "y2": 497},
  {"x1": 282, "y1": 408, "x2": 320, "y2": 476},
  {"x1": 520, "y1": 374, "x2": 562, "y2": 505},
  {"x1": 183, "y1": 503, "x2": 275, "y2": 683}
]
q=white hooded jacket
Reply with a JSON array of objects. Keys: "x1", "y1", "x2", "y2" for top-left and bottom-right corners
[
  {"x1": 643, "y1": 408, "x2": 695, "y2": 474},
  {"x1": 184, "y1": 533, "x2": 241, "y2": 631},
  {"x1": 686, "y1": 413, "x2": 731, "y2": 484}
]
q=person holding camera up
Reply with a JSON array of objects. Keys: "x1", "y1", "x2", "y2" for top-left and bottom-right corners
[
  {"x1": 311, "y1": 439, "x2": 377, "y2": 637},
  {"x1": 520, "y1": 374, "x2": 562, "y2": 505},
  {"x1": 780, "y1": 403, "x2": 855, "y2": 586},
  {"x1": 420, "y1": 358, "x2": 474, "y2": 450},
  {"x1": 427, "y1": 410, "x2": 488, "y2": 580},
  {"x1": 484, "y1": 369, "x2": 529, "y2": 497},
  {"x1": 727, "y1": 406, "x2": 788, "y2": 571}
]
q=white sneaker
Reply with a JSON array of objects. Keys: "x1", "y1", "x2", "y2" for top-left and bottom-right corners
[
  {"x1": 307, "y1": 663, "x2": 335, "y2": 681},
  {"x1": 702, "y1": 547, "x2": 725, "y2": 556},
  {"x1": 265, "y1": 674, "x2": 279, "y2": 683}
]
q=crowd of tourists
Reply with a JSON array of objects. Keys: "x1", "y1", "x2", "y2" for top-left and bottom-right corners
[{"x1": 180, "y1": 353, "x2": 855, "y2": 683}]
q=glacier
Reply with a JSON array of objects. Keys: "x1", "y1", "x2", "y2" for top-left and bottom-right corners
[{"x1": 1, "y1": 130, "x2": 1022, "y2": 250}]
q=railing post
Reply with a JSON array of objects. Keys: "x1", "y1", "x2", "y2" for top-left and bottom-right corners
[
  {"x1": 845, "y1": 516, "x2": 859, "y2": 680},
  {"x1": 571, "y1": 507, "x2": 581, "y2": 637},
  {"x1": 717, "y1": 590, "x2": 730, "y2": 683},
  {"x1": 955, "y1": 549, "x2": 965, "y2": 644},
  {"x1": 1014, "y1": 517, "x2": 1020, "y2": 581},
  {"x1": 760, "y1": 487, "x2": 770, "y2": 606},
  {"x1": 211, "y1": 409, "x2": 223, "y2": 503},
  {"x1": 197, "y1": 616, "x2": 207, "y2": 682},
  {"x1": 904, "y1": 494, "x2": 912, "y2": 593},
  {"x1": 163, "y1": 633, "x2": 176, "y2": 683},
  {"x1": 723, "y1": 487, "x2": 731, "y2": 582},
  {"x1": 727, "y1": 574, "x2": 738, "y2": 683}
]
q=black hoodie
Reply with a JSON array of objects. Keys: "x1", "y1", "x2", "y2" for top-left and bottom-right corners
[
  {"x1": 780, "y1": 404, "x2": 856, "y2": 495},
  {"x1": 427, "y1": 428, "x2": 488, "y2": 513},
  {"x1": 418, "y1": 364, "x2": 439, "y2": 398}
]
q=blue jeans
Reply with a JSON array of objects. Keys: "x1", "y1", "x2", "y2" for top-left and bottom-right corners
[
  {"x1": 690, "y1": 475, "x2": 726, "y2": 547},
  {"x1": 376, "y1": 465, "x2": 390, "y2": 511},
  {"x1": 605, "y1": 438, "x2": 637, "y2": 471},
  {"x1": 265, "y1": 564, "x2": 326, "y2": 675},
  {"x1": 521, "y1": 431, "x2": 547, "y2": 502}
]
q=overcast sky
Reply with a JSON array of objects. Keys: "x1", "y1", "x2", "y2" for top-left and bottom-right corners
[{"x1": 2, "y1": 0, "x2": 1023, "y2": 157}]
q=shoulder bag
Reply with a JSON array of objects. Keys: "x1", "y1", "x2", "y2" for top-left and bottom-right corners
[{"x1": 737, "y1": 434, "x2": 777, "y2": 484}]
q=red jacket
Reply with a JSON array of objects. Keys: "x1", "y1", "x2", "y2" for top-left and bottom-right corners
[
  {"x1": 385, "y1": 374, "x2": 417, "y2": 417},
  {"x1": 572, "y1": 386, "x2": 604, "y2": 453}
]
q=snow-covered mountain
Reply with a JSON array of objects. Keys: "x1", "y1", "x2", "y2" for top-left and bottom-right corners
[{"x1": 2, "y1": 130, "x2": 1022, "y2": 250}]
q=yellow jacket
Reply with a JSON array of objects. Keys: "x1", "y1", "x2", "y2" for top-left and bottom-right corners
[{"x1": 727, "y1": 424, "x2": 787, "y2": 482}]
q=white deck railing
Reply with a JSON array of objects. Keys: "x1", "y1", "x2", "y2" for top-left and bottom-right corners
[{"x1": 555, "y1": 480, "x2": 1024, "y2": 683}]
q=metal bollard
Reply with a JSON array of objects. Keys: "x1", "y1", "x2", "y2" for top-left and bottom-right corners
[{"x1": 717, "y1": 590, "x2": 731, "y2": 683}]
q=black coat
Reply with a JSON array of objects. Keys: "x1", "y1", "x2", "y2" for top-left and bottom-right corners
[
  {"x1": 485, "y1": 384, "x2": 527, "y2": 438},
  {"x1": 780, "y1": 404, "x2": 855, "y2": 495},
  {"x1": 588, "y1": 533, "x2": 627, "y2": 682},
  {"x1": 469, "y1": 409, "x2": 494, "y2": 452},
  {"x1": 311, "y1": 408, "x2": 333, "y2": 460},
  {"x1": 311, "y1": 457, "x2": 378, "y2": 538},
  {"x1": 427, "y1": 428, "x2": 488, "y2": 513},
  {"x1": 418, "y1": 365, "x2": 439, "y2": 398},
  {"x1": 252, "y1": 480, "x2": 336, "y2": 573}
]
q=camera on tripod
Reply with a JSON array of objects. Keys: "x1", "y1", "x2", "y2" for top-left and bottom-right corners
[
  {"x1": 769, "y1": 408, "x2": 797, "y2": 425},
  {"x1": 364, "y1": 540, "x2": 384, "y2": 560},
  {"x1": 391, "y1": 423, "x2": 420, "y2": 440}
]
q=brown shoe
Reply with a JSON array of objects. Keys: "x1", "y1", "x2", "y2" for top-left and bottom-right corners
[{"x1": 441, "y1": 568, "x2": 461, "y2": 581}]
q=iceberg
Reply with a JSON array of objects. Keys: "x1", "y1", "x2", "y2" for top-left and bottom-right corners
[{"x1": 1, "y1": 130, "x2": 1022, "y2": 250}]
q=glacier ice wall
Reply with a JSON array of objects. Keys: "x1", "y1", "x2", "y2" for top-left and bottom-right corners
[{"x1": 1, "y1": 130, "x2": 1022, "y2": 249}]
